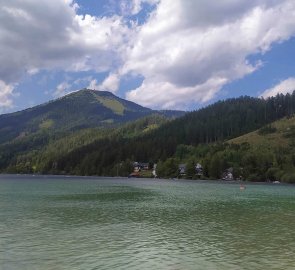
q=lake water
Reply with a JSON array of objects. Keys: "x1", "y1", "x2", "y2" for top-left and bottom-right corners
[{"x1": 0, "y1": 175, "x2": 295, "y2": 270}]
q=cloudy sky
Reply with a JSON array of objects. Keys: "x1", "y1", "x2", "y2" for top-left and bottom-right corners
[{"x1": 1, "y1": 0, "x2": 295, "y2": 113}]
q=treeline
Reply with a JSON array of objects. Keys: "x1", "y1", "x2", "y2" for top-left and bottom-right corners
[
  {"x1": 27, "y1": 92, "x2": 295, "y2": 177},
  {"x1": 3, "y1": 92, "x2": 295, "y2": 179},
  {"x1": 1, "y1": 114, "x2": 168, "y2": 174},
  {"x1": 156, "y1": 142, "x2": 295, "y2": 183}
]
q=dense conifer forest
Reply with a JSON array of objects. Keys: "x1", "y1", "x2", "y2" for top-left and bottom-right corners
[{"x1": 2, "y1": 91, "x2": 295, "y2": 182}]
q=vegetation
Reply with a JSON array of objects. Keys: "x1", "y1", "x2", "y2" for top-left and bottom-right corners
[
  {"x1": 2, "y1": 90, "x2": 295, "y2": 183},
  {"x1": 0, "y1": 89, "x2": 184, "y2": 146}
]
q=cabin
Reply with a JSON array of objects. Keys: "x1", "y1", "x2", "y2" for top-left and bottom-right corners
[
  {"x1": 133, "y1": 162, "x2": 150, "y2": 172},
  {"x1": 141, "y1": 163, "x2": 149, "y2": 170},
  {"x1": 222, "y1": 167, "x2": 234, "y2": 180},
  {"x1": 178, "y1": 163, "x2": 203, "y2": 176},
  {"x1": 179, "y1": 164, "x2": 186, "y2": 175},
  {"x1": 195, "y1": 163, "x2": 203, "y2": 176}
]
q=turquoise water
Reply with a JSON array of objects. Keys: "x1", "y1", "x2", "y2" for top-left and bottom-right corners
[{"x1": 0, "y1": 175, "x2": 295, "y2": 270}]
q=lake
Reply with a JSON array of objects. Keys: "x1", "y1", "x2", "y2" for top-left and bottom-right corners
[{"x1": 0, "y1": 175, "x2": 295, "y2": 270}]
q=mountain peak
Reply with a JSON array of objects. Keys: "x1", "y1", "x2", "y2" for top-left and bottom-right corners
[{"x1": 76, "y1": 88, "x2": 114, "y2": 95}]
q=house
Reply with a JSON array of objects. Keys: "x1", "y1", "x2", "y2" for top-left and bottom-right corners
[
  {"x1": 222, "y1": 167, "x2": 234, "y2": 180},
  {"x1": 179, "y1": 164, "x2": 186, "y2": 175},
  {"x1": 133, "y1": 162, "x2": 141, "y2": 172},
  {"x1": 141, "y1": 163, "x2": 149, "y2": 170},
  {"x1": 195, "y1": 163, "x2": 203, "y2": 175},
  {"x1": 133, "y1": 162, "x2": 150, "y2": 172}
]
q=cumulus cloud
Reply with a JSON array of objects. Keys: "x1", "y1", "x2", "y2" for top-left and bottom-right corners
[
  {"x1": 126, "y1": 77, "x2": 228, "y2": 109},
  {"x1": 53, "y1": 82, "x2": 71, "y2": 97},
  {"x1": 88, "y1": 73, "x2": 120, "y2": 93},
  {"x1": 0, "y1": 0, "x2": 130, "y2": 109},
  {"x1": 2, "y1": 0, "x2": 295, "y2": 110},
  {"x1": 261, "y1": 77, "x2": 295, "y2": 98},
  {"x1": 0, "y1": 80, "x2": 15, "y2": 109},
  {"x1": 88, "y1": 79, "x2": 100, "y2": 91},
  {"x1": 0, "y1": 0, "x2": 128, "y2": 84},
  {"x1": 123, "y1": 0, "x2": 295, "y2": 108}
]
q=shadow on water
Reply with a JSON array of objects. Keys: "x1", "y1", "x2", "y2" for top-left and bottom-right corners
[
  {"x1": 52, "y1": 190, "x2": 154, "y2": 202},
  {"x1": 40, "y1": 186, "x2": 159, "y2": 226}
]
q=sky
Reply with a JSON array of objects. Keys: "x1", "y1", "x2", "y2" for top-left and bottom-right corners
[{"x1": 1, "y1": 0, "x2": 295, "y2": 114}]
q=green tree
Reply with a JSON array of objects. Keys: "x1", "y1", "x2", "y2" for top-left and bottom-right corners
[
  {"x1": 186, "y1": 159, "x2": 196, "y2": 179},
  {"x1": 209, "y1": 155, "x2": 222, "y2": 179}
]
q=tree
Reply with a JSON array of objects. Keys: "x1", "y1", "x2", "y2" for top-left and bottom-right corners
[
  {"x1": 186, "y1": 159, "x2": 196, "y2": 179},
  {"x1": 209, "y1": 155, "x2": 222, "y2": 179}
]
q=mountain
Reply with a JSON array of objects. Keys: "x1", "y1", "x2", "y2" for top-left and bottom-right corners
[
  {"x1": 20, "y1": 92, "x2": 295, "y2": 177},
  {"x1": 2, "y1": 91, "x2": 295, "y2": 181},
  {"x1": 0, "y1": 113, "x2": 170, "y2": 173},
  {"x1": 0, "y1": 89, "x2": 185, "y2": 145},
  {"x1": 0, "y1": 90, "x2": 183, "y2": 172}
]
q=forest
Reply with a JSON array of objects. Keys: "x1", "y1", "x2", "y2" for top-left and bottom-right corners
[{"x1": 2, "y1": 91, "x2": 295, "y2": 182}]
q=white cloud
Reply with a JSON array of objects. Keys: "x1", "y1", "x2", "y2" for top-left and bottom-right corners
[
  {"x1": 0, "y1": 0, "x2": 129, "y2": 83},
  {"x1": 120, "y1": 0, "x2": 159, "y2": 15},
  {"x1": 2, "y1": 0, "x2": 295, "y2": 110},
  {"x1": 88, "y1": 79, "x2": 100, "y2": 91},
  {"x1": 53, "y1": 82, "x2": 71, "y2": 97},
  {"x1": 88, "y1": 73, "x2": 120, "y2": 93},
  {"x1": 126, "y1": 77, "x2": 228, "y2": 109},
  {"x1": 123, "y1": 0, "x2": 295, "y2": 108},
  {"x1": 261, "y1": 77, "x2": 295, "y2": 98},
  {"x1": 0, "y1": 80, "x2": 15, "y2": 109},
  {"x1": 100, "y1": 73, "x2": 120, "y2": 92}
]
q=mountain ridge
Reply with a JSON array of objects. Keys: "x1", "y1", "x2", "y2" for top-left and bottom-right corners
[
  {"x1": 2, "y1": 90, "x2": 295, "y2": 182},
  {"x1": 0, "y1": 89, "x2": 185, "y2": 145}
]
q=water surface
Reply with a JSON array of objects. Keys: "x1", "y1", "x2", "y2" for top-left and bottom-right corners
[{"x1": 1, "y1": 175, "x2": 295, "y2": 269}]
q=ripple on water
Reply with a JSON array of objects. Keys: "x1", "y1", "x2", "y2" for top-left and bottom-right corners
[{"x1": 0, "y1": 177, "x2": 295, "y2": 270}]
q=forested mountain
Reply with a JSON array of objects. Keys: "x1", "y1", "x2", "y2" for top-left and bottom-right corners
[
  {"x1": 162, "y1": 115, "x2": 295, "y2": 183},
  {"x1": 2, "y1": 91, "x2": 295, "y2": 182},
  {"x1": 0, "y1": 112, "x2": 172, "y2": 173},
  {"x1": 0, "y1": 89, "x2": 184, "y2": 145},
  {"x1": 7, "y1": 91, "x2": 293, "y2": 177}
]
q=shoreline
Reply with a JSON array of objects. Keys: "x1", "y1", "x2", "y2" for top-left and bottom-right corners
[{"x1": 0, "y1": 173, "x2": 292, "y2": 185}]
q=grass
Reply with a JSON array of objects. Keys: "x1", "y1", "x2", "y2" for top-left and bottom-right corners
[
  {"x1": 92, "y1": 92, "x2": 126, "y2": 115},
  {"x1": 100, "y1": 119, "x2": 114, "y2": 124},
  {"x1": 229, "y1": 116, "x2": 295, "y2": 148},
  {"x1": 140, "y1": 170, "x2": 153, "y2": 178},
  {"x1": 142, "y1": 124, "x2": 159, "y2": 133},
  {"x1": 39, "y1": 119, "x2": 54, "y2": 129}
]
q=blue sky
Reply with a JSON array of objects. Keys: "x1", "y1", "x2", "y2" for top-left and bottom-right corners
[{"x1": 1, "y1": 0, "x2": 295, "y2": 113}]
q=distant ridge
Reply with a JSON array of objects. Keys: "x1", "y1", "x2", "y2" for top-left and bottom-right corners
[
  {"x1": 1, "y1": 91, "x2": 295, "y2": 177},
  {"x1": 0, "y1": 89, "x2": 185, "y2": 145}
]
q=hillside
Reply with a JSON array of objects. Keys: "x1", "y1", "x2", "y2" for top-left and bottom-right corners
[
  {"x1": 0, "y1": 89, "x2": 184, "y2": 145},
  {"x1": 150, "y1": 116, "x2": 295, "y2": 183},
  {"x1": 2, "y1": 91, "x2": 295, "y2": 181},
  {"x1": 21, "y1": 93, "x2": 295, "y2": 177},
  {"x1": 229, "y1": 116, "x2": 295, "y2": 148},
  {"x1": 0, "y1": 90, "x2": 184, "y2": 172},
  {"x1": 0, "y1": 113, "x2": 170, "y2": 173}
]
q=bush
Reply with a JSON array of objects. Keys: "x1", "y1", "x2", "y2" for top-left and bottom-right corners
[
  {"x1": 266, "y1": 167, "x2": 280, "y2": 181},
  {"x1": 258, "y1": 125, "x2": 277, "y2": 135},
  {"x1": 247, "y1": 173, "x2": 260, "y2": 182},
  {"x1": 281, "y1": 172, "x2": 295, "y2": 183}
]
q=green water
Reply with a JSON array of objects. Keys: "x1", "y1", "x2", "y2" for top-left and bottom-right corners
[{"x1": 0, "y1": 175, "x2": 295, "y2": 270}]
